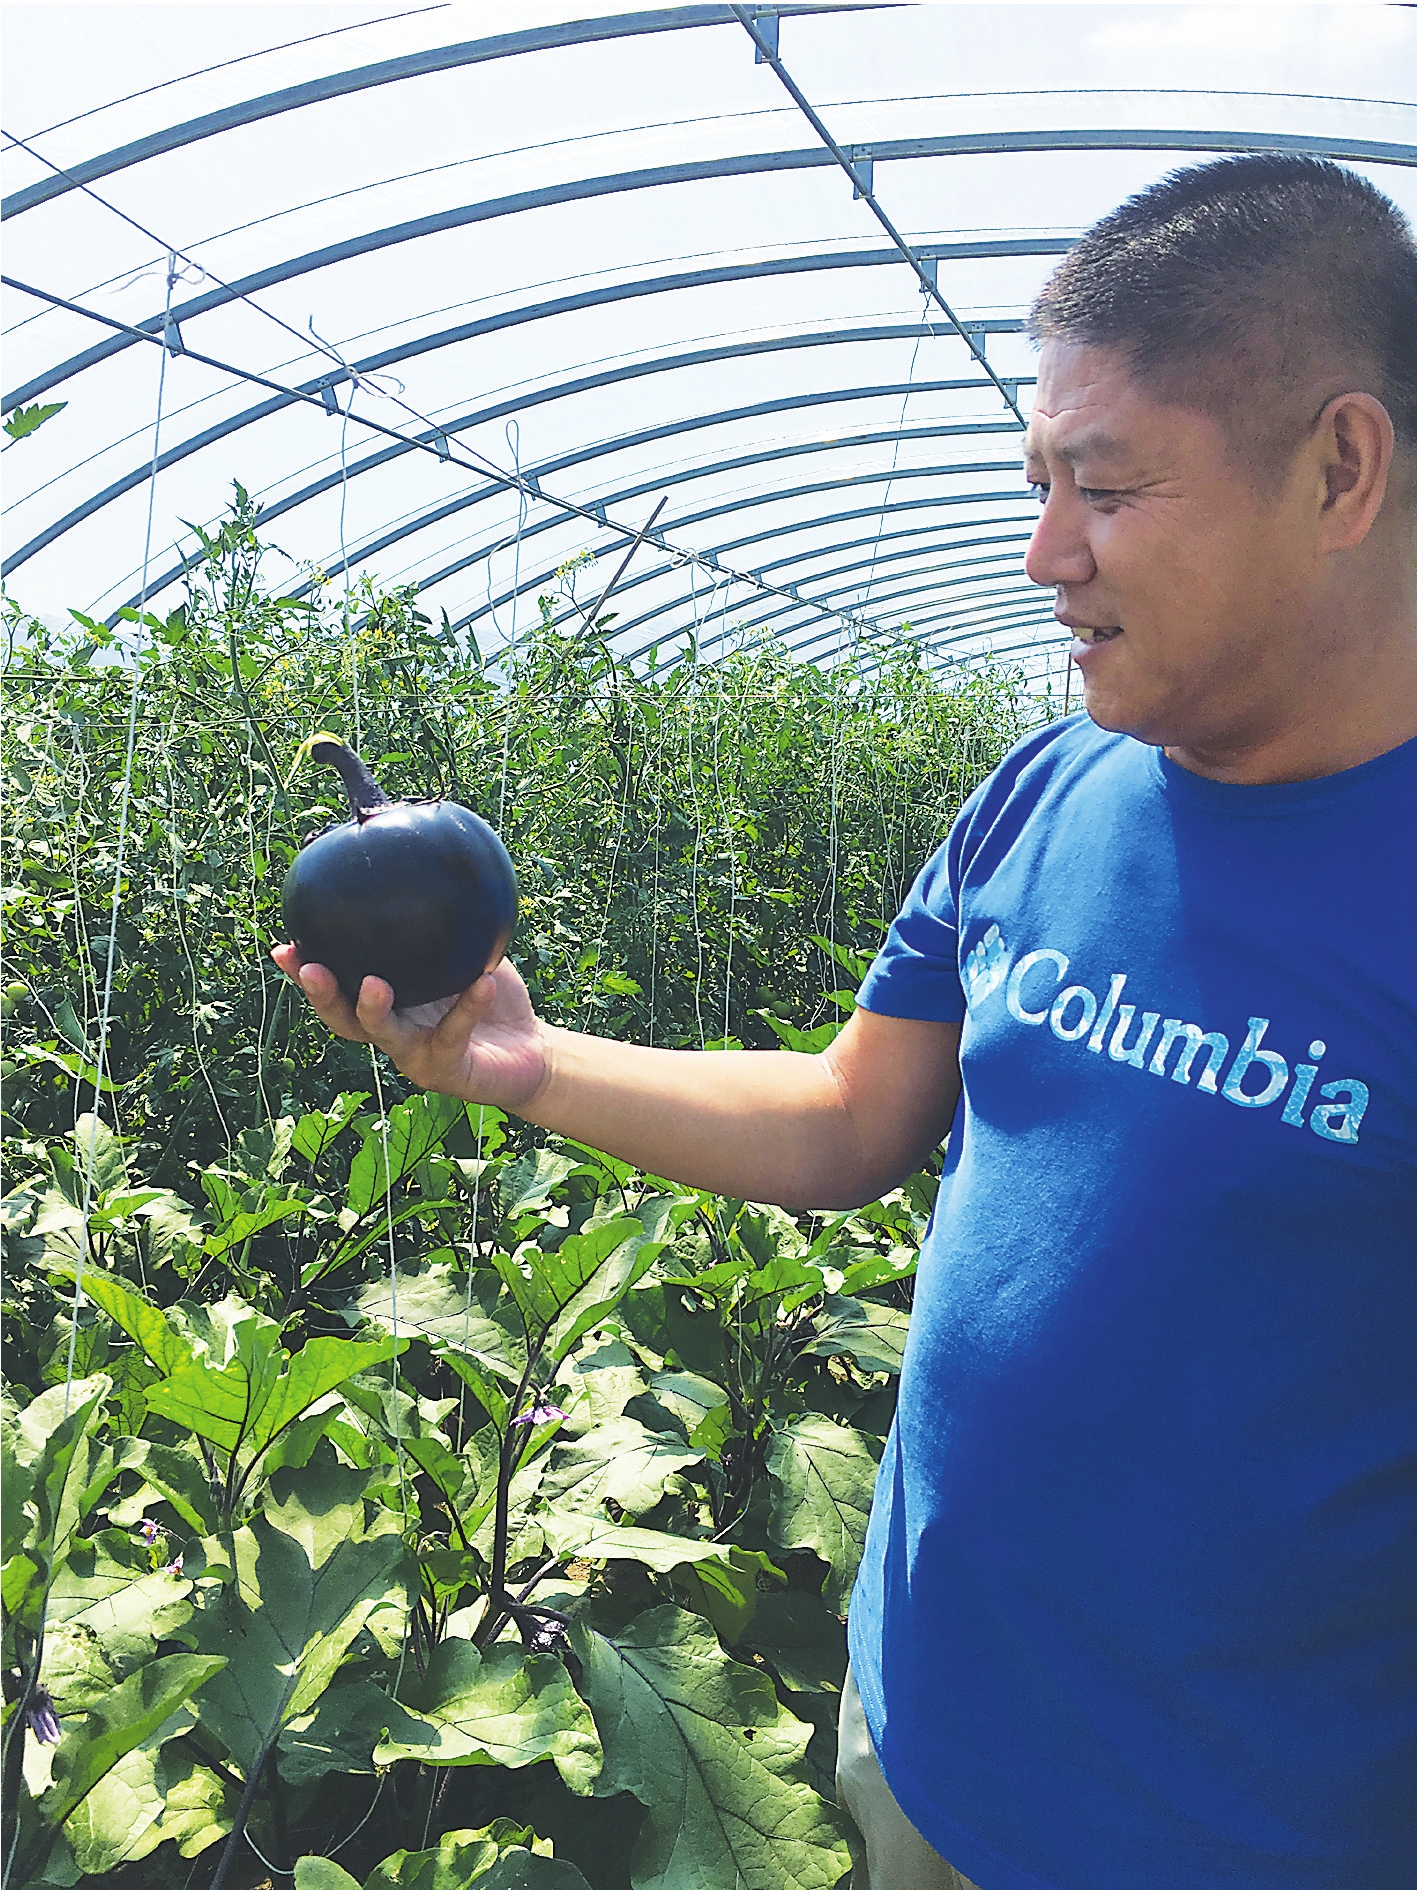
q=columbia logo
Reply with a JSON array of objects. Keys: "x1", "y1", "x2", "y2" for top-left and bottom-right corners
[
  {"x1": 965, "y1": 929, "x2": 1369, "y2": 1146},
  {"x1": 963, "y1": 923, "x2": 1011, "y2": 1008}
]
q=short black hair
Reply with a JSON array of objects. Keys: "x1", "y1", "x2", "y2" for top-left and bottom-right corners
[{"x1": 1028, "y1": 154, "x2": 1417, "y2": 477}]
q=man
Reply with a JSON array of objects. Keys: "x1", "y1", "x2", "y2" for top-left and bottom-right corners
[{"x1": 277, "y1": 157, "x2": 1417, "y2": 1888}]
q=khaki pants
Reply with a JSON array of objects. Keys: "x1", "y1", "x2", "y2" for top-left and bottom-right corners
[{"x1": 835, "y1": 1665, "x2": 981, "y2": 1890}]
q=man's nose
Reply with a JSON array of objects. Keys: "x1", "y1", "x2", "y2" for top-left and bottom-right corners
[{"x1": 1024, "y1": 490, "x2": 1097, "y2": 589}]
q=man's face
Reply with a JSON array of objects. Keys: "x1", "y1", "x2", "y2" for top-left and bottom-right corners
[{"x1": 1023, "y1": 342, "x2": 1315, "y2": 755}]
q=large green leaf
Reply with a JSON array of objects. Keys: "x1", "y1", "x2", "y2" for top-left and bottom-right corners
[
  {"x1": 305, "y1": 1193, "x2": 459, "y2": 1282},
  {"x1": 469, "y1": 1858, "x2": 595, "y2": 1890},
  {"x1": 765, "y1": 1416, "x2": 880, "y2": 1614},
  {"x1": 262, "y1": 1454, "x2": 381, "y2": 1564},
  {"x1": 107, "y1": 1348, "x2": 163, "y2": 1436},
  {"x1": 836, "y1": 1248, "x2": 918, "y2": 1299},
  {"x1": 126, "y1": 1740, "x2": 232, "y2": 1862},
  {"x1": 497, "y1": 1147, "x2": 581, "y2": 1219},
  {"x1": 278, "y1": 1677, "x2": 396, "y2": 1786},
  {"x1": 144, "y1": 1305, "x2": 404, "y2": 1468},
  {"x1": 539, "y1": 1417, "x2": 702, "y2": 1519},
  {"x1": 346, "y1": 1091, "x2": 465, "y2": 1214},
  {"x1": 571, "y1": 1606, "x2": 852, "y2": 1890},
  {"x1": 674, "y1": 1547, "x2": 781, "y2": 1645},
  {"x1": 375, "y1": 1640, "x2": 600, "y2": 1793},
  {"x1": 561, "y1": 1337, "x2": 648, "y2": 1433},
  {"x1": 617, "y1": 1282, "x2": 727, "y2": 1385},
  {"x1": 738, "y1": 1591, "x2": 848, "y2": 1697},
  {"x1": 51, "y1": 1115, "x2": 127, "y2": 1201},
  {"x1": 188, "y1": 1462, "x2": 411, "y2": 1775},
  {"x1": 60, "y1": 1733, "x2": 168, "y2": 1873},
  {"x1": 118, "y1": 1436, "x2": 220, "y2": 1533},
  {"x1": 361, "y1": 1827, "x2": 591, "y2": 1890},
  {"x1": 2, "y1": 1376, "x2": 112, "y2": 1630},
  {"x1": 16, "y1": 1654, "x2": 226, "y2": 1880},
  {"x1": 341, "y1": 1369, "x2": 497, "y2": 1528},
  {"x1": 294, "y1": 1861, "x2": 362, "y2": 1890},
  {"x1": 200, "y1": 1189, "x2": 308, "y2": 1260},
  {"x1": 43, "y1": 1531, "x2": 193, "y2": 1711},
  {"x1": 438, "y1": 1347, "x2": 514, "y2": 1435},
  {"x1": 539, "y1": 1514, "x2": 742, "y2": 1576},
  {"x1": 624, "y1": 1370, "x2": 727, "y2": 1444},
  {"x1": 38, "y1": 1312, "x2": 110, "y2": 1388},
  {"x1": 291, "y1": 1090, "x2": 370, "y2": 1164},
  {"x1": 356, "y1": 1261, "x2": 525, "y2": 1377},
  {"x1": 1, "y1": 1418, "x2": 32, "y2": 1563},
  {"x1": 61, "y1": 1706, "x2": 232, "y2": 1873},
  {"x1": 493, "y1": 1218, "x2": 662, "y2": 1366},
  {"x1": 46, "y1": 1267, "x2": 193, "y2": 1376},
  {"x1": 800, "y1": 1295, "x2": 910, "y2": 1376}
]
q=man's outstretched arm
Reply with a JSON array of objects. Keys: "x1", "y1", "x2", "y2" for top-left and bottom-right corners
[{"x1": 272, "y1": 947, "x2": 961, "y2": 1211}]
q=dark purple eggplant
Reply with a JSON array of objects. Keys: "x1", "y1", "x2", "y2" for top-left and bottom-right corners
[{"x1": 281, "y1": 735, "x2": 517, "y2": 1009}]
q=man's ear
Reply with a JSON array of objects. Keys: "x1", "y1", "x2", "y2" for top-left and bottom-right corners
[{"x1": 1313, "y1": 391, "x2": 1394, "y2": 551}]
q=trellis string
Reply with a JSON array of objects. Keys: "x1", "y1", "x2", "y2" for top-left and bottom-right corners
[{"x1": 61, "y1": 253, "x2": 178, "y2": 1413}]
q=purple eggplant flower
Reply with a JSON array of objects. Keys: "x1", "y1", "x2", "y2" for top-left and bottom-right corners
[
  {"x1": 511, "y1": 1401, "x2": 569, "y2": 1429},
  {"x1": 139, "y1": 1518, "x2": 161, "y2": 1545},
  {"x1": 160, "y1": 1553, "x2": 183, "y2": 1576},
  {"x1": 27, "y1": 1687, "x2": 60, "y2": 1745}
]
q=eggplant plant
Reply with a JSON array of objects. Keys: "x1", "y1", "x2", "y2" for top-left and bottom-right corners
[{"x1": 3, "y1": 1086, "x2": 933, "y2": 1889}]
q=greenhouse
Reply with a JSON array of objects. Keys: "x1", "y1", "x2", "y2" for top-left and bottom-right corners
[{"x1": 3, "y1": 6, "x2": 1415, "y2": 1890}]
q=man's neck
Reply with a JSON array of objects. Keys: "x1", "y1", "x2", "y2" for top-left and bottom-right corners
[
  {"x1": 1164, "y1": 695, "x2": 1417, "y2": 785},
  {"x1": 1167, "y1": 544, "x2": 1417, "y2": 784}
]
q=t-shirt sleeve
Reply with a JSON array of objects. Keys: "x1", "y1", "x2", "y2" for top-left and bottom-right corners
[{"x1": 856, "y1": 839, "x2": 965, "y2": 1023}]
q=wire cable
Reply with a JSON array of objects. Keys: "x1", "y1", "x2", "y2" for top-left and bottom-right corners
[
  {"x1": 730, "y1": 6, "x2": 1026, "y2": 425},
  {"x1": 62, "y1": 253, "x2": 177, "y2": 1410},
  {"x1": 16, "y1": 5, "x2": 451, "y2": 143},
  {"x1": 4, "y1": 272, "x2": 895, "y2": 657}
]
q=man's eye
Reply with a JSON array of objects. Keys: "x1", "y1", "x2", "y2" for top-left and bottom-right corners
[
  {"x1": 1078, "y1": 487, "x2": 1119, "y2": 504},
  {"x1": 1028, "y1": 482, "x2": 1049, "y2": 503}
]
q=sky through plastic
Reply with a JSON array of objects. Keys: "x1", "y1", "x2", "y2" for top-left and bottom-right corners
[{"x1": 3, "y1": 2, "x2": 1415, "y2": 685}]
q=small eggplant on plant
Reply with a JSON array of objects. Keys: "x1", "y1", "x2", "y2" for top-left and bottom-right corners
[{"x1": 281, "y1": 733, "x2": 518, "y2": 1010}]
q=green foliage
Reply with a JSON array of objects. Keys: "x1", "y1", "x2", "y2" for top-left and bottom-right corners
[
  {"x1": 0, "y1": 506, "x2": 1036, "y2": 1887},
  {"x1": 2, "y1": 491, "x2": 1031, "y2": 1179},
  {"x1": 765, "y1": 1417, "x2": 881, "y2": 1616},
  {"x1": 3, "y1": 1116, "x2": 932, "y2": 1888},
  {"x1": 572, "y1": 1607, "x2": 852, "y2": 1890},
  {"x1": 3, "y1": 402, "x2": 67, "y2": 444},
  {"x1": 187, "y1": 1458, "x2": 411, "y2": 1779},
  {"x1": 376, "y1": 1641, "x2": 600, "y2": 1787},
  {"x1": 8, "y1": 1653, "x2": 227, "y2": 1884}
]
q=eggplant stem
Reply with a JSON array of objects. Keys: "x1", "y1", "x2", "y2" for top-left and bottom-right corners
[{"x1": 306, "y1": 735, "x2": 390, "y2": 820}]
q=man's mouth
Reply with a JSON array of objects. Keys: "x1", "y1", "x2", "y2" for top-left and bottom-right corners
[{"x1": 1056, "y1": 614, "x2": 1123, "y2": 646}]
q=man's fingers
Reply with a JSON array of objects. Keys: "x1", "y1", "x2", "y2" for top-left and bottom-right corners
[
  {"x1": 308, "y1": 968, "x2": 373, "y2": 1041},
  {"x1": 438, "y1": 971, "x2": 496, "y2": 1038},
  {"x1": 271, "y1": 948, "x2": 495, "y2": 1071},
  {"x1": 271, "y1": 947, "x2": 372, "y2": 1042},
  {"x1": 353, "y1": 975, "x2": 403, "y2": 1047}
]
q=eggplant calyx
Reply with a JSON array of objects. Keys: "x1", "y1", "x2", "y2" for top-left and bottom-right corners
[{"x1": 292, "y1": 730, "x2": 391, "y2": 822}]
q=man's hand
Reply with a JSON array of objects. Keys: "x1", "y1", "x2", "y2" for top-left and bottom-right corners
[
  {"x1": 270, "y1": 944, "x2": 550, "y2": 1112},
  {"x1": 273, "y1": 941, "x2": 960, "y2": 1209}
]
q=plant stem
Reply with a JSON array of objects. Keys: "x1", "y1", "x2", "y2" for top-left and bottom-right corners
[
  {"x1": 205, "y1": 1741, "x2": 270, "y2": 1890},
  {"x1": 474, "y1": 1342, "x2": 549, "y2": 1650},
  {"x1": 0, "y1": 1629, "x2": 40, "y2": 1889}
]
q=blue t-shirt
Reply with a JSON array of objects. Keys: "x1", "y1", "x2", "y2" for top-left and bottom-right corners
[{"x1": 848, "y1": 715, "x2": 1417, "y2": 1890}]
